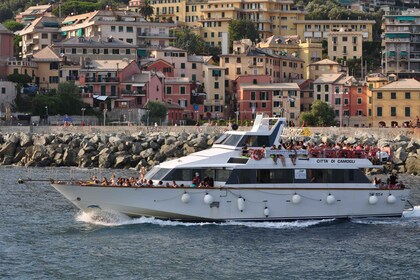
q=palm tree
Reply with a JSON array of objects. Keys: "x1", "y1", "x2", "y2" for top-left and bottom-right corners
[{"x1": 140, "y1": 0, "x2": 154, "y2": 21}]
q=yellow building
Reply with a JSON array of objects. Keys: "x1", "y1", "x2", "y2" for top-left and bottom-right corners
[
  {"x1": 257, "y1": 35, "x2": 323, "y2": 79},
  {"x1": 294, "y1": 20, "x2": 375, "y2": 43},
  {"x1": 220, "y1": 39, "x2": 305, "y2": 85},
  {"x1": 131, "y1": 1, "x2": 306, "y2": 48},
  {"x1": 308, "y1": 59, "x2": 342, "y2": 81},
  {"x1": 365, "y1": 73, "x2": 390, "y2": 123},
  {"x1": 328, "y1": 28, "x2": 363, "y2": 61},
  {"x1": 371, "y1": 78, "x2": 420, "y2": 127}
]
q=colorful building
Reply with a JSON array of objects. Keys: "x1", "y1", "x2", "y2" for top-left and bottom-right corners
[{"x1": 371, "y1": 78, "x2": 420, "y2": 127}]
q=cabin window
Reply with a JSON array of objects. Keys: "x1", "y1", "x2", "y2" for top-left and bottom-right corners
[{"x1": 226, "y1": 169, "x2": 370, "y2": 184}]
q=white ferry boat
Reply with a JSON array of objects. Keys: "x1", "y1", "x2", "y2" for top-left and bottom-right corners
[{"x1": 51, "y1": 114, "x2": 411, "y2": 221}]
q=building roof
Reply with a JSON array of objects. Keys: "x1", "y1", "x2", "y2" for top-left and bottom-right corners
[
  {"x1": 19, "y1": 4, "x2": 52, "y2": 16},
  {"x1": 310, "y1": 58, "x2": 339, "y2": 66},
  {"x1": 258, "y1": 35, "x2": 301, "y2": 46},
  {"x1": 373, "y1": 78, "x2": 420, "y2": 90},
  {"x1": 188, "y1": 55, "x2": 213, "y2": 63},
  {"x1": 88, "y1": 59, "x2": 133, "y2": 70},
  {"x1": 32, "y1": 46, "x2": 61, "y2": 62},
  {"x1": 239, "y1": 83, "x2": 300, "y2": 91},
  {"x1": 313, "y1": 74, "x2": 345, "y2": 84},
  {"x1": 19, "y1": 16, "x2": 61, "y2": 35},
  {"x1": 0, "y1": 23, "x2": 13, "y2": 34},
  {"x1": 160, "y1": 46, "x2": 186, "y2": 52},
  {"x1": 121, "y1": 73, "x2": 149, "y2": 84}
]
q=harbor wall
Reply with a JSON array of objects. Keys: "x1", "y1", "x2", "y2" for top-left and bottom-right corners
[{"x1": 0, "y1": 125, "x2": 419, "y2": 174}]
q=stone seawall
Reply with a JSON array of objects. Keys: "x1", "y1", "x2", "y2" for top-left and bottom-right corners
[{"x1": 0, "y1": 126, "x2": 418, "y2": 174}]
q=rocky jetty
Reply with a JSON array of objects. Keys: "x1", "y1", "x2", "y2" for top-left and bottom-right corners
[{"x1": 0, "y1": 129, "x2": 419, "y2": 174}]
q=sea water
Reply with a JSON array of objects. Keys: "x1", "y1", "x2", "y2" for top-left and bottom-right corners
[{"x1": 1, "y1": 167, "x2": 419, "y2": 280}]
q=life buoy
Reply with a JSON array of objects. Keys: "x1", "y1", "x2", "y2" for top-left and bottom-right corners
[{"x1": 251, "y1": 149, "x2": 264, "y2": 160}]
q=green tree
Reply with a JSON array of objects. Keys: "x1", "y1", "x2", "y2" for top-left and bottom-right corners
[
  {"x1": 7, "y1": 73, "x2": 32, "y2": 85},
  {"x1": 0, "y1": 5, "x2": 13, "y2": 22},
  {"x1": 52, "y1": 1, "x2": 99, "y2": 17},
  {"x1": 300, "y1": 100, "x2": 336, "y2": 127},
  {"x1": 139, "y1": 0, "x2": 154, "y2": 21},
  {"x1": 145, "y1": 101, "x2": 167, "y2": 124},
  {"x1": 2, "y1": 20, "x2": 24, "y2": 32},
  {"x1": 229, "y1": 19, "x2": 259, "y2": 43},
  {"x1": 174, "y1": 28, "x2": 205, "y2": 54},
  {"x1": 31, "y1": 82, "x2": 85, "y2": 115}
]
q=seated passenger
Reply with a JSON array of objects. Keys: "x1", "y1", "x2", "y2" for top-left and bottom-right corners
[
  {"x1": 270, "y1": 145, "x2": 278, "y2": 164},
  {"x1": 277, "y1": 145, "x2": 286, "y2": 166},
  {"x1": 191, "y1": 172, "x2": 200, "y2": 187},
  {"x1": 287, "y1": 143, "x2": 297, "y2": 165},
  {"x1": 101, "y1": 177, "x2": 108, "y2": 186},
  {"x1": 242, "y1": 144, "x2": 249, "y2": 157},
  {"x1": 389, "y1": 171, "x2": 398, "y2": 186}
]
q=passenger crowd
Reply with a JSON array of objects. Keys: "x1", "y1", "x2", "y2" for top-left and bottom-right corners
[
  {"x1": 242, "y1": 140, "x2": 391, "y2": 164},
  {"x1": 84, "y1": 172, "x2": 215, "y2": 188}
]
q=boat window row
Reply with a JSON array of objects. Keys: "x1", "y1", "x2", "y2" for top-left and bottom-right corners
[
  {"x1": 149, "y1": 168, "x2": 370, "y2": 184},
  {"x1": 226, "y1": 169, "x2": 370, "y2": 184}
]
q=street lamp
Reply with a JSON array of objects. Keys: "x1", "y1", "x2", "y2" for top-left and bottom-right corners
[
  {"x1": 103, "y1": 108, "x2": 108, "y2": 126},
  {"x1": 235, "y1": 111, "x2": 239, "y2": 124},
  {"x1": 45, "y1": 106, "x2": 48, "y2": 125},
  {"x1": 81, "y1": 108, "x2": 86, "y2": 125}
]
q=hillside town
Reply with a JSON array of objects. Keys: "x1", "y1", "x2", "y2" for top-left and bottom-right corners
[{"x1": 0, "y1": 0, "x2": 419, "y2": 128}]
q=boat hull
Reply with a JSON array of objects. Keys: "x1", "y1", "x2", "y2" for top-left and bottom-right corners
[{"x1": 51, "y1": 183, "x2": 411, "y2": 221}]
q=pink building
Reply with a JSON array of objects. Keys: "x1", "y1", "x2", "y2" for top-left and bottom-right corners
[
  {"x1": 236, "y1": 75, "x2": 273, "y2": 120},
  {"x1": 0, "y1": 23, "x2": 14, "y2": 79}
]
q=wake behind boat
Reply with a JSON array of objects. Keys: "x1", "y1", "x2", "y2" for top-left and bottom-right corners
[{"x1": 49, "y1": 114, "x2": 411, "y2": 221}]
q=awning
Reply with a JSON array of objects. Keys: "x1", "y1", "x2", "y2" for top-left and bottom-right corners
[
  {"x1": 131, "y1": 83, "x2": 146, "y2": 87},
  {"x1": 386, "y1": 33, "x2": 410, "y2": 38},
  {"x1": 93, "y1": 95, "x2": 108, "y2": 101},
  {"x1": 397, "y1": 16, "x2": 415, "y2": 21}
]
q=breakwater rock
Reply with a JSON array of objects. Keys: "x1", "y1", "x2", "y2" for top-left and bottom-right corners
[
  {"x1": 0, "y1": 129, "x2": 419, "y2": 174},
  {"x1": 0, "y1": 131, "x2": 220, "y2": 170}
]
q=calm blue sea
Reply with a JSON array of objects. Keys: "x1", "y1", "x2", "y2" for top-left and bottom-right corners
[{"x1": 1, "y1": 167, "x2": 419, "y2": 280}]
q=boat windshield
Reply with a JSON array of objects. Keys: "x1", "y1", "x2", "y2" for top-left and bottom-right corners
[
  {"x1": 214, "y1": 134, "x2": 243, "y2": 147},
  {"x1": 146, "y1": 167, "x2": 171, "y2": 180}
]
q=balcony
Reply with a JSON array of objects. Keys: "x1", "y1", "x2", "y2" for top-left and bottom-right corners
[
  {"x1": 137, "y1": 32, "x2": 174, "y2": 39},
  {"x1": 121, "y1": 89, "x2": 145, "y2": 96},
  {"x1": 66, "y1": 76, "x2": 79, "y2": 81},
  {"x1": 384, "y1": 38, "x2": 411, "y2": 43},
  {"x1": 248, "y1": 62, "x2": 264, "y2": 68},
  {"x1": 85, "y1": 77, "x2": 119, "y2": 83}
]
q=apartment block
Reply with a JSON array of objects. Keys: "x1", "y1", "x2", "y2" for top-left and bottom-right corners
[
  {"x1": 220, "y1": 40, "x2": 305, "y2": 89},
  {"x1": 371, "y1": 78, "x2": 420, "y2": 127},
  {"x1": 60, "y1": 10, "x2": 176, "y2": 48},
  {"x1": 132, "y1": 0, "x2": 305, "y2": 48},
  {"x1": 382, "y1": 9, "x2": 420, "y2": 78},
  {"x1": 328, "y1": 28, "x2": 363, "y2": 61},
  {"x1": 294, "y1": 20, "x2": 375, "y2": 43},
  {"x1": 15, "y1": 4, "x2": 53, "y2": 25},
  {"x1": 236, "y1": 75, "x2": 300, "y2": 122},
  {"x1": 18, "y1": 16, "x2": 62, "y2": 58},
  {"x1": 257, "y1": 35, "x2": 323, "y2": 79}
]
